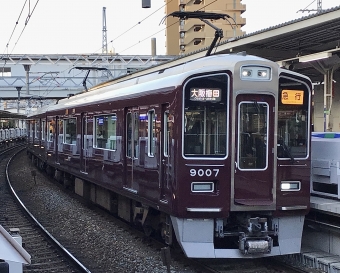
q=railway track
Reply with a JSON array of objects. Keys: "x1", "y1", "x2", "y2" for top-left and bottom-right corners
[
  {"x1": 0, "y1": 145, "x2": 90, "y2": 273},
  {"x1": 191, "y1": 256, "x2": 324, "y2": 273},
  {"x1": 3, "y1": 146, "x2": 325, "y2": 273}
]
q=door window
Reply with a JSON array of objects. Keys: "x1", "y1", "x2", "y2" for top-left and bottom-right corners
[{"x1": 238, "y1": 102, "x2": 268, "y2": 170}]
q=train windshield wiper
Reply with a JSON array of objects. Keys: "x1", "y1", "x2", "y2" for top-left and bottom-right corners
[{"x1": 278, "y1": 139, "x2": 295, "y2": 163}]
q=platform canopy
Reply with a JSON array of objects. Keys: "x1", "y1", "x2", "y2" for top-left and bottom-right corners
[
  {"x1": 126, "y1": 6, "x2": 340, "y2": 84},
  {"x1": 0, "y1": 225, "x2": 31, "y2": 264},
  {"x1": 212, "y1": 5, "x2": 340, "y2": 83},
  {"x1": 0, "y1": 110, "x2": 26, "y2": 119}
]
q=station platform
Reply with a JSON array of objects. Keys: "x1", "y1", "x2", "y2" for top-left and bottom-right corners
[{"x1": 310, "y1": 195, "x2": 340, "y2": 215}]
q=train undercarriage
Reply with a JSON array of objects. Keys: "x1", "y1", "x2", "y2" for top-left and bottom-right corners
[
  {"x1": 29, "y1": 153, "x2": 305, "y2": 259},
  {"x1": 171, "y1": 213, "x2": 305, "y2": 258}
]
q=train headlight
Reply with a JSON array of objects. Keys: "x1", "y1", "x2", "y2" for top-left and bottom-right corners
[
  {"x1": 258, "y1": 70, "x2": 268, "y2": 78},
  {"x1": 281, "y1": 181, "x2": 300, "y2": 191},
  {"x1": 241, "y1": 66, "x2": 271, "y2": 80},
  {"x1": 191, "y1": 182, "x2": 214, "y2": 192},
  {"x1": 242, "y1": 69, "x2": 252, "y2": 77}
]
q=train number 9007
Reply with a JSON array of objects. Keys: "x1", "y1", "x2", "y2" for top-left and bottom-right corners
[{"x1": 190, "y1": 168, "x2": 219, "y2": 177}]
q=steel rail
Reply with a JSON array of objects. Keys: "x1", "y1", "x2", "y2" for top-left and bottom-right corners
[{"x1": 5, "y1": 146, "x2": 92, "y2": 273}]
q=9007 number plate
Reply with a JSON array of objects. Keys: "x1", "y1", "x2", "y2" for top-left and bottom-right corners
[{"x1": 190, "y1": 168, "x2": 219, "y2": 177}]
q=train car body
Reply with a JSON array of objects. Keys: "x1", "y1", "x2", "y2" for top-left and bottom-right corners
[
  {"x1": 27, "y1": 53, "x2": 312, "y2": 258},
  {"x1": 0, "y1": 127, "x2": 26, "y2": 147},
  {"x1": 311, "y1": 132, "x2": 340, "y2": 199}
]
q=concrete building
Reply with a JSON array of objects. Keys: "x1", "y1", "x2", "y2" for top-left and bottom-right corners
[{"x1": 164, "y1": 0, "x2": 246, "y2": 55}]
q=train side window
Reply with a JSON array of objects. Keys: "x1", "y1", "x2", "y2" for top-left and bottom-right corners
[
  {"x1": 41, "y1": 120, "x2": 46, "y2": 140},
  {"x1": 29, "y1": 120, "x2": 34, "y2": 141},
  {"x1": 133, "y1": 112, "x2": 139, "y2": 158},
  {"x1": 47, "y1": 120, "x2": 55, "y2": 142},
  {"x1": 58, "y1": 119, "x2": 64, "y2": 143},
  {"x1": 164, "y1": 111, "x2": 173, "y2": 157},
  {"x1": 35, "y1": 120, "x2": 40, "y2": 139},
  {"x1": 183, "y1": 73, "x2": 228, "y2": 158},
  {"x1": 126, "y1": 112, "x2": 139, "y2": 158},
  {"x1": 94, "y1": 114, "x2": 117, "y2": 150},
  {"x1": 127, "y1": 113, "x2": 132, "y2": 157},
  {"x1": 64, "y1": 118, "x2": 77, "y2": 144},
  {"x1": 148, "y1": 110, "x2": 156, "y2": 157}
]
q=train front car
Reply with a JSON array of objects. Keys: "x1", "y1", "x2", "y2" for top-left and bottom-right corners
[{"x1": 172, "y1": 55, "x2": 312, "y2": 258}]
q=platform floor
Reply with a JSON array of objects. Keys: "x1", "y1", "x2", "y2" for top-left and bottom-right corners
[{"x1": 310, "y1": 196, "x2": 340, "y2": 214}]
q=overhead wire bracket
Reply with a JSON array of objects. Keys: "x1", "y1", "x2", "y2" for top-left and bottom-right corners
[
  {"x1": 166, "y1": 11, "x2": 236, "y2": 56},
  {"x1": 69, "y1": 66, "x2": 113, "y2": 92}
]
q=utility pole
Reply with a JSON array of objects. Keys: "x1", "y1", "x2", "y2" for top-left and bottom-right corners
[
  {"x1": 102, "y1": 7, "x2": 108, "y2": 54},
  {"x1": 142, "y1": 0, "x2": 151, "y2": 8},
  {"x1": 23, "y1": 65, "x2": 30, "y2": 95},
  {"x1": 317, "y1": 0, "x2": 322, "y2": 12},
  {"x1": 297, "y1": 0, "x2": 323, "y2": 13},
  {"x1": 16, "y1": 86, "x2": 22, "y2": 113}
]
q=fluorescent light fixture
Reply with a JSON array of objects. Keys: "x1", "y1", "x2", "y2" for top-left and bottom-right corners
[{"x1": 299, "y1": 52, "x2": 331, "y2": 63}]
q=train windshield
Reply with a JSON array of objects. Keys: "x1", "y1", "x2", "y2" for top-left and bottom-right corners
[
  {"x1": 183, "y1": 73, "x2": 228, "y2": 158},
  {"x1": 278, "y1": 77, "x2": 310, "y2": 159}
]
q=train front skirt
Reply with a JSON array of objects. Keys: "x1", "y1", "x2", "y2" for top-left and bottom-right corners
[{"x1": 171, "y1": 215, "x2": 304, "y2": 258}]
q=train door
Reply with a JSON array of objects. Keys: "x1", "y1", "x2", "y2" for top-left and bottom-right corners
[
  {"x1": 125, "y1": 108, "x2": 139, "y2": 192},
  {"x1": 56, "y1": 117, "x2": 64, "y2": 164},
  {"x1": 160, "y1": 105, "x2": 172, "y2": 203},
  {"x1": 80, "y1": 113, "x2": 88, "y2": 174},
  {"x1": 233, "y1": 94, "x2": 275, "y2": 208},
  {"x1": 55, "y1": 117, "x2": 59, "y2": 163}
]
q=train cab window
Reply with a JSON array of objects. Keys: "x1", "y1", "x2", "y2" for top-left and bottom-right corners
[
  {"x1": 64, "y1": 118, "x2": 76, "y2": 144},
  {"x1": 183, "y1": 73, "x2": 228, "y2": 158},
  {"x1": 277, "y1": 78, "x2": 310, "y2": 159},
  {"x1": 94, "y1": 114, "x2": 117, "y2": 150}
]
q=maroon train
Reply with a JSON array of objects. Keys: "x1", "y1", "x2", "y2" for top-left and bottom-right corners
[{"x1": 27, "y1": 53, "x2": 312, "y2": 258}]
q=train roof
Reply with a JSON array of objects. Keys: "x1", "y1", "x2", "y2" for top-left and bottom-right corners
[{"x1": 28, "y1": 53, "x2": 307, "y2": 117}]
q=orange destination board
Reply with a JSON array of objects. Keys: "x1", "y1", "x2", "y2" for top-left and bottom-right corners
[{"x1": 281, "y1": 90, "x2": 304, "y2": 105}]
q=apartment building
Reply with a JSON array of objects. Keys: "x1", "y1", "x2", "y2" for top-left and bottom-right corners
[{"x1": 164, "y1": 0, "x2": 246, "y2": 55}]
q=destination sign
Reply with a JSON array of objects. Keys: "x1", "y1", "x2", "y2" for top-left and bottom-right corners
[
  {"x1": 281, "y1": 90, "x2": 304, "y2": 105},
  {"x1": 190, "y1": 88, "x2": 221, "y2": 102}
]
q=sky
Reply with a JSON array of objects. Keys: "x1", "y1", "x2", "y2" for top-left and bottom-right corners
[{"x1": 0, "y1": 0, "x2": 339, "y2": 56}]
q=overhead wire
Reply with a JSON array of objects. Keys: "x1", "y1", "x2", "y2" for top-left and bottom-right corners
[
  {"x1": 4, "y1": 0, "x2": 222, "y2": 100},
  {"x1": 55, "y1": 0, "x2": 221, "y2": 82},
  {"x1": 40, "y1": 0, "x2": 177, "y2": 96},
  {"x1": 10, "y1": 0, "x2": 41, "y2": 54},
  {"x1": 92, "y1": 0, "x2": 174, "y2": 54},
  {"x1": 40, "y1": 0, "x2": 175, "y2": 96},
  {"x1": 298, "y1": 0, "x2": 316, "y2": 12},
  {"x1": 119, "y1": 0, "x2": 219, "y2": 54},
  {"x1": 1, "y1": 0, "x2": 28, "y2": 58},
  {"x1": 1, "y1": 0, "x2": 29, "y2": 74}
]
